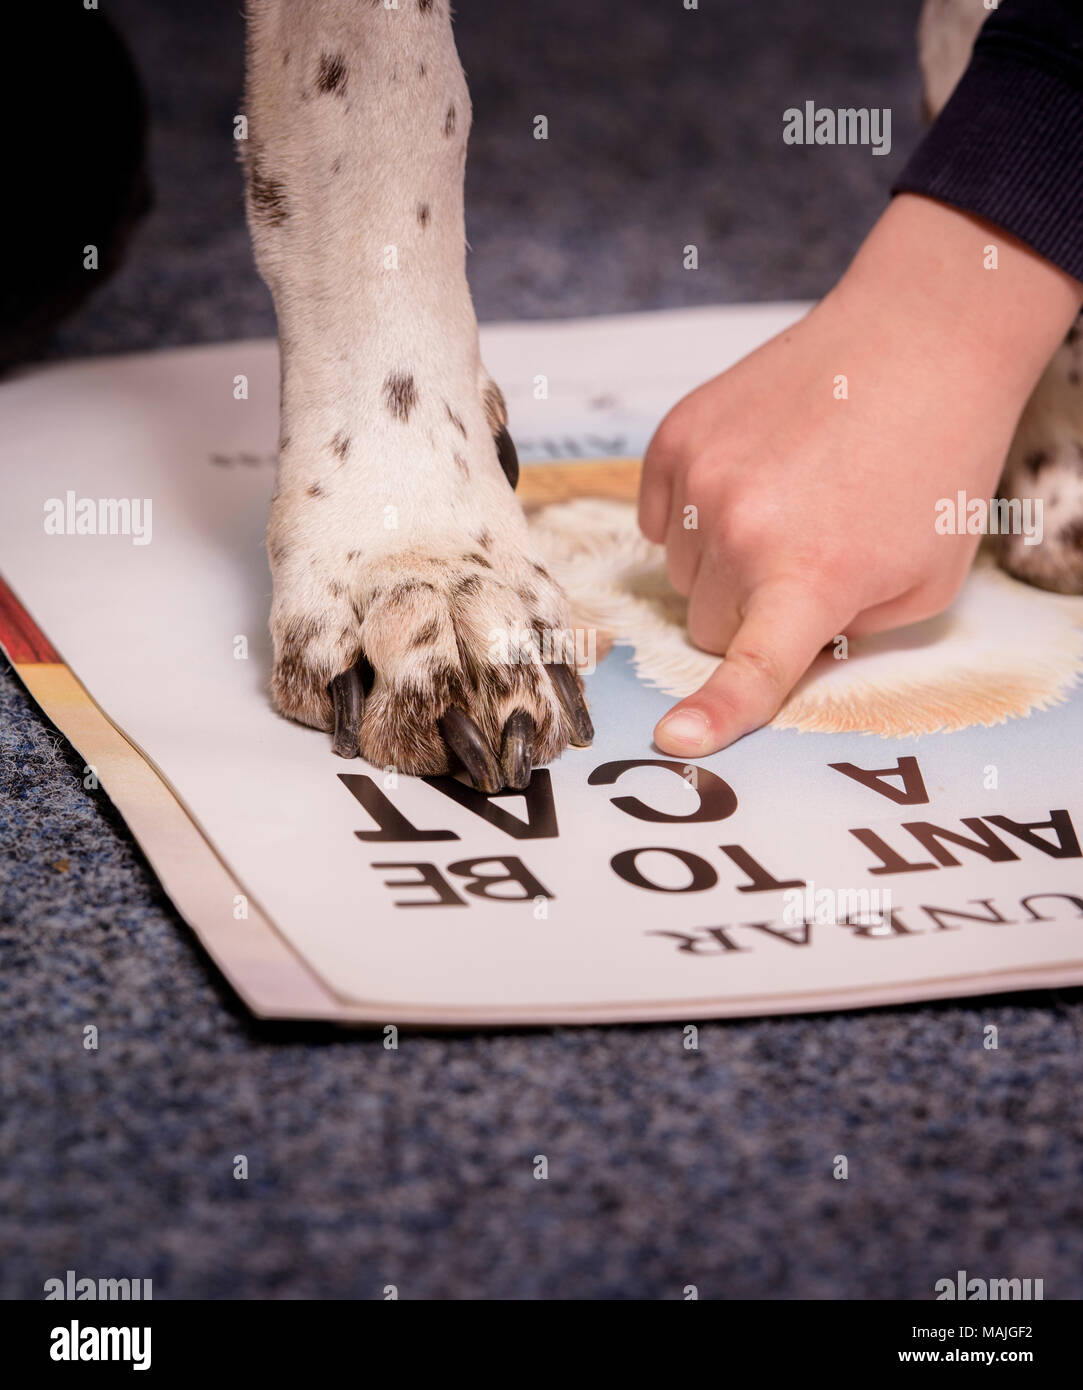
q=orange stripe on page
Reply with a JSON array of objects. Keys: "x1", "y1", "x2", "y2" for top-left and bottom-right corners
[{"x1": 0, "y1": 572, "x2": 61, "y2": 664}]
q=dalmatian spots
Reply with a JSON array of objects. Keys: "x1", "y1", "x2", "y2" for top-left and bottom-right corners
[
  {"x1": 316, "y1": 52, "x2": 347, "y2": 96},
  {"x1": 383, "y1": 372, "x2": 418, "y2": 423},
  {"x1": 247, "y1": 157, "x2": 288, "y2": 227},
  {"x1": 246, "y1": 0, "x2": 593, "y2": 786}
]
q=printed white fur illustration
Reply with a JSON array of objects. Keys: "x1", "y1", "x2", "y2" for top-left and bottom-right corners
[{"x1": 529, "y1": 496, "x2": 1083, "y2": 737}]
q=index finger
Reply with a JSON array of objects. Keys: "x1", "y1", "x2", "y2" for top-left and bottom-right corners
[{"x1": 654, "y1": 580, "x2": 846, "y2": 756}]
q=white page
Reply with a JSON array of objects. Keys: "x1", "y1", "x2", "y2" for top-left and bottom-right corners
[{"x1": 2, "y1": 305, "x2": 1082, "y2": 1021}]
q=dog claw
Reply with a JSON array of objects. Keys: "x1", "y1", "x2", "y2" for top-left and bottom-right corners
[
  {"x1": 500, "y1": 709, "x2": 534, "y2": 790},
  {"x1": 328, "y1": 662, "x2": 366, "y2": 759},
  {"x1": 495, "y1": 425, "x2": 519, "y2": 490},
  {"x1": 439, "y1": 706, "x2": 504, "y2": 793},
  {"x1": 547, "y1": 663, "x2": 593, "y2": 746}
]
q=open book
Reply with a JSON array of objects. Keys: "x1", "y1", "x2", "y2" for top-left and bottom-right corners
[{"x1": 2, "y1": 305, "x2": 1081, "y2": 1024}]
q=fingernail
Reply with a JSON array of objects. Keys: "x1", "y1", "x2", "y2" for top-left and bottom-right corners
[{"x1": 656, "y1": 709, "x2": 711, "y2": 755}]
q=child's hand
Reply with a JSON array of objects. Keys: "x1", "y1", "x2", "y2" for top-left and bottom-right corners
[{"x1": 639, "y1": 195, "x2": 1083, "y2": 757}]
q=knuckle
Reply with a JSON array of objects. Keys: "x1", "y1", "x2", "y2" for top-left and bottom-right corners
[
  {"x1": 701, "y1": 685, "x2": 743, "y2": 730},
  {"x1": 670, "y1": 463, "x2": 710, "y2": 522},
  {"x1": 810, "y1": 544, "x2": 851, "y2": 583},
  {"x1": 687, "y1": 613, "x2": 726, "y2": 655},
  {"x1": 726, "y1": 643, "x2": 784, "y2": 694},
  {"x1": 718, "y1": 495, "x2": 775, "y2": 550},
  {"x1": 644, "y1": 416, "x2": 689, "y2": 473}
]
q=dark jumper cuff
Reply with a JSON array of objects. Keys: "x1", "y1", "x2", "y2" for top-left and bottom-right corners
[{"x1": 892, "y1": 48, "x2": 1083, "y2": 285}]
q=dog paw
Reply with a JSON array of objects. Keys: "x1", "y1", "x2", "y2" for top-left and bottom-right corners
[{"x1": 270, "y1": 543, "x2": 592, "y2": 792}]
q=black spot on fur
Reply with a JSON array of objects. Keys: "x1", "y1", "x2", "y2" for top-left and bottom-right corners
[
  {"x1": 417, "y1": 202, "x2": 431, "y2": 228},
  {"x1": 475, "y1": 661, "x2": 541, "y2": 706},
  {"x1": 482, "y1": 380, "x2": 506, "y2": 430},
  {"x1": 418, "y1": 0, "x2": 435, "y2": 12},
  {"x1": 317, "y1": 52, "x2": 348, "y2": 96},
  {"x1": 249, "y1": 160, "x2": 288, "y2": 226},
  {"x1": 273, "y1": 615, "x2": 328, "y2": 712},
  {"x1": 387, "y1": 579, "x2": 437, "y2": 606},
  {"x1": 331, "y1": 431, "x2": 351, "y2": 460},
  {"x1": 532, "y1": 562, "x2": 550, "y2": 580},
  {"x1": 418, "y1": 61, "x2": 427, "y2": 77},
  {"x1": 453, "y1": 574, "x2": 483, "y2": 599},
  {"x1": 331, "y1": 156, "x2": 343, "y2": 175},
  {"x1": 1058, "y1": 519, "x2": 1083, "y2": 551},
  {"x1": 453, "y1": 452, "x2": 469, "y2": 478},
  {"x1": 307, "y1": 481, "x2": 325, "y2": 498},
  {"x1": 465, "y1": 552, "x2": 492, "y2": 569},
  {"x1": 429, "y1": 660, "x2": 471, "y2": 708},
  {"x1": 412, "y1": 616, "x2": 442, "y2": 647},
  {"x1": 444, "y1": 104, "x2": 456, "y2": 137},
  {"x1": 445, "y1": 403, "x2": 467, "y2": 437},
  {"x1": 476, "y1": 529, "x2": 492, "y2": 549},
  {"x1": 346, "y1": 550, "x2": 360, "y2": 562},
  {"x1": 1025, "y1": 450, "x2": 1050, "y2": 477},
  {"x1": 328, "y1": 580, "x2": 346, "y2": 599},
  {"x1": 517, "y1": 587, "x2": 537, "y2": 606},
  {"x1": 384, "y1": 371, "x2": 418, "y2": 422},
  {"x1": 279, "y1": 614, "x2": 324, "y2": 650},
  {"x1": 495, "y1": 424, "x2": 519, "y2": 489},
  {"x1": 278, "y1": 434, "x2": 291, "y2": 452}
]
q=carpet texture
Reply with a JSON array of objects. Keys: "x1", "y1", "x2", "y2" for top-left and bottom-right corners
[{"x1": 2, "y1": 0, "x2": 1082, "y2": 1300}]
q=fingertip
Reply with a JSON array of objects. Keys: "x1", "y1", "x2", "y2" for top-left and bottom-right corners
[{"x1": 654, "y1": 706, "x2": 716, "y2": 757}]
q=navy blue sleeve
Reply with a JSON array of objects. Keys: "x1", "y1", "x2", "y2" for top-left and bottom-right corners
[{"x1": 892, "y1": 0, "x2": 1083, "y2": 283}]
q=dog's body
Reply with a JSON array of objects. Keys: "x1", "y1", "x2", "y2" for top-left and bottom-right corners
[{"x1": 239, "y1": 0, "x2": 1083, "y2": 782}]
